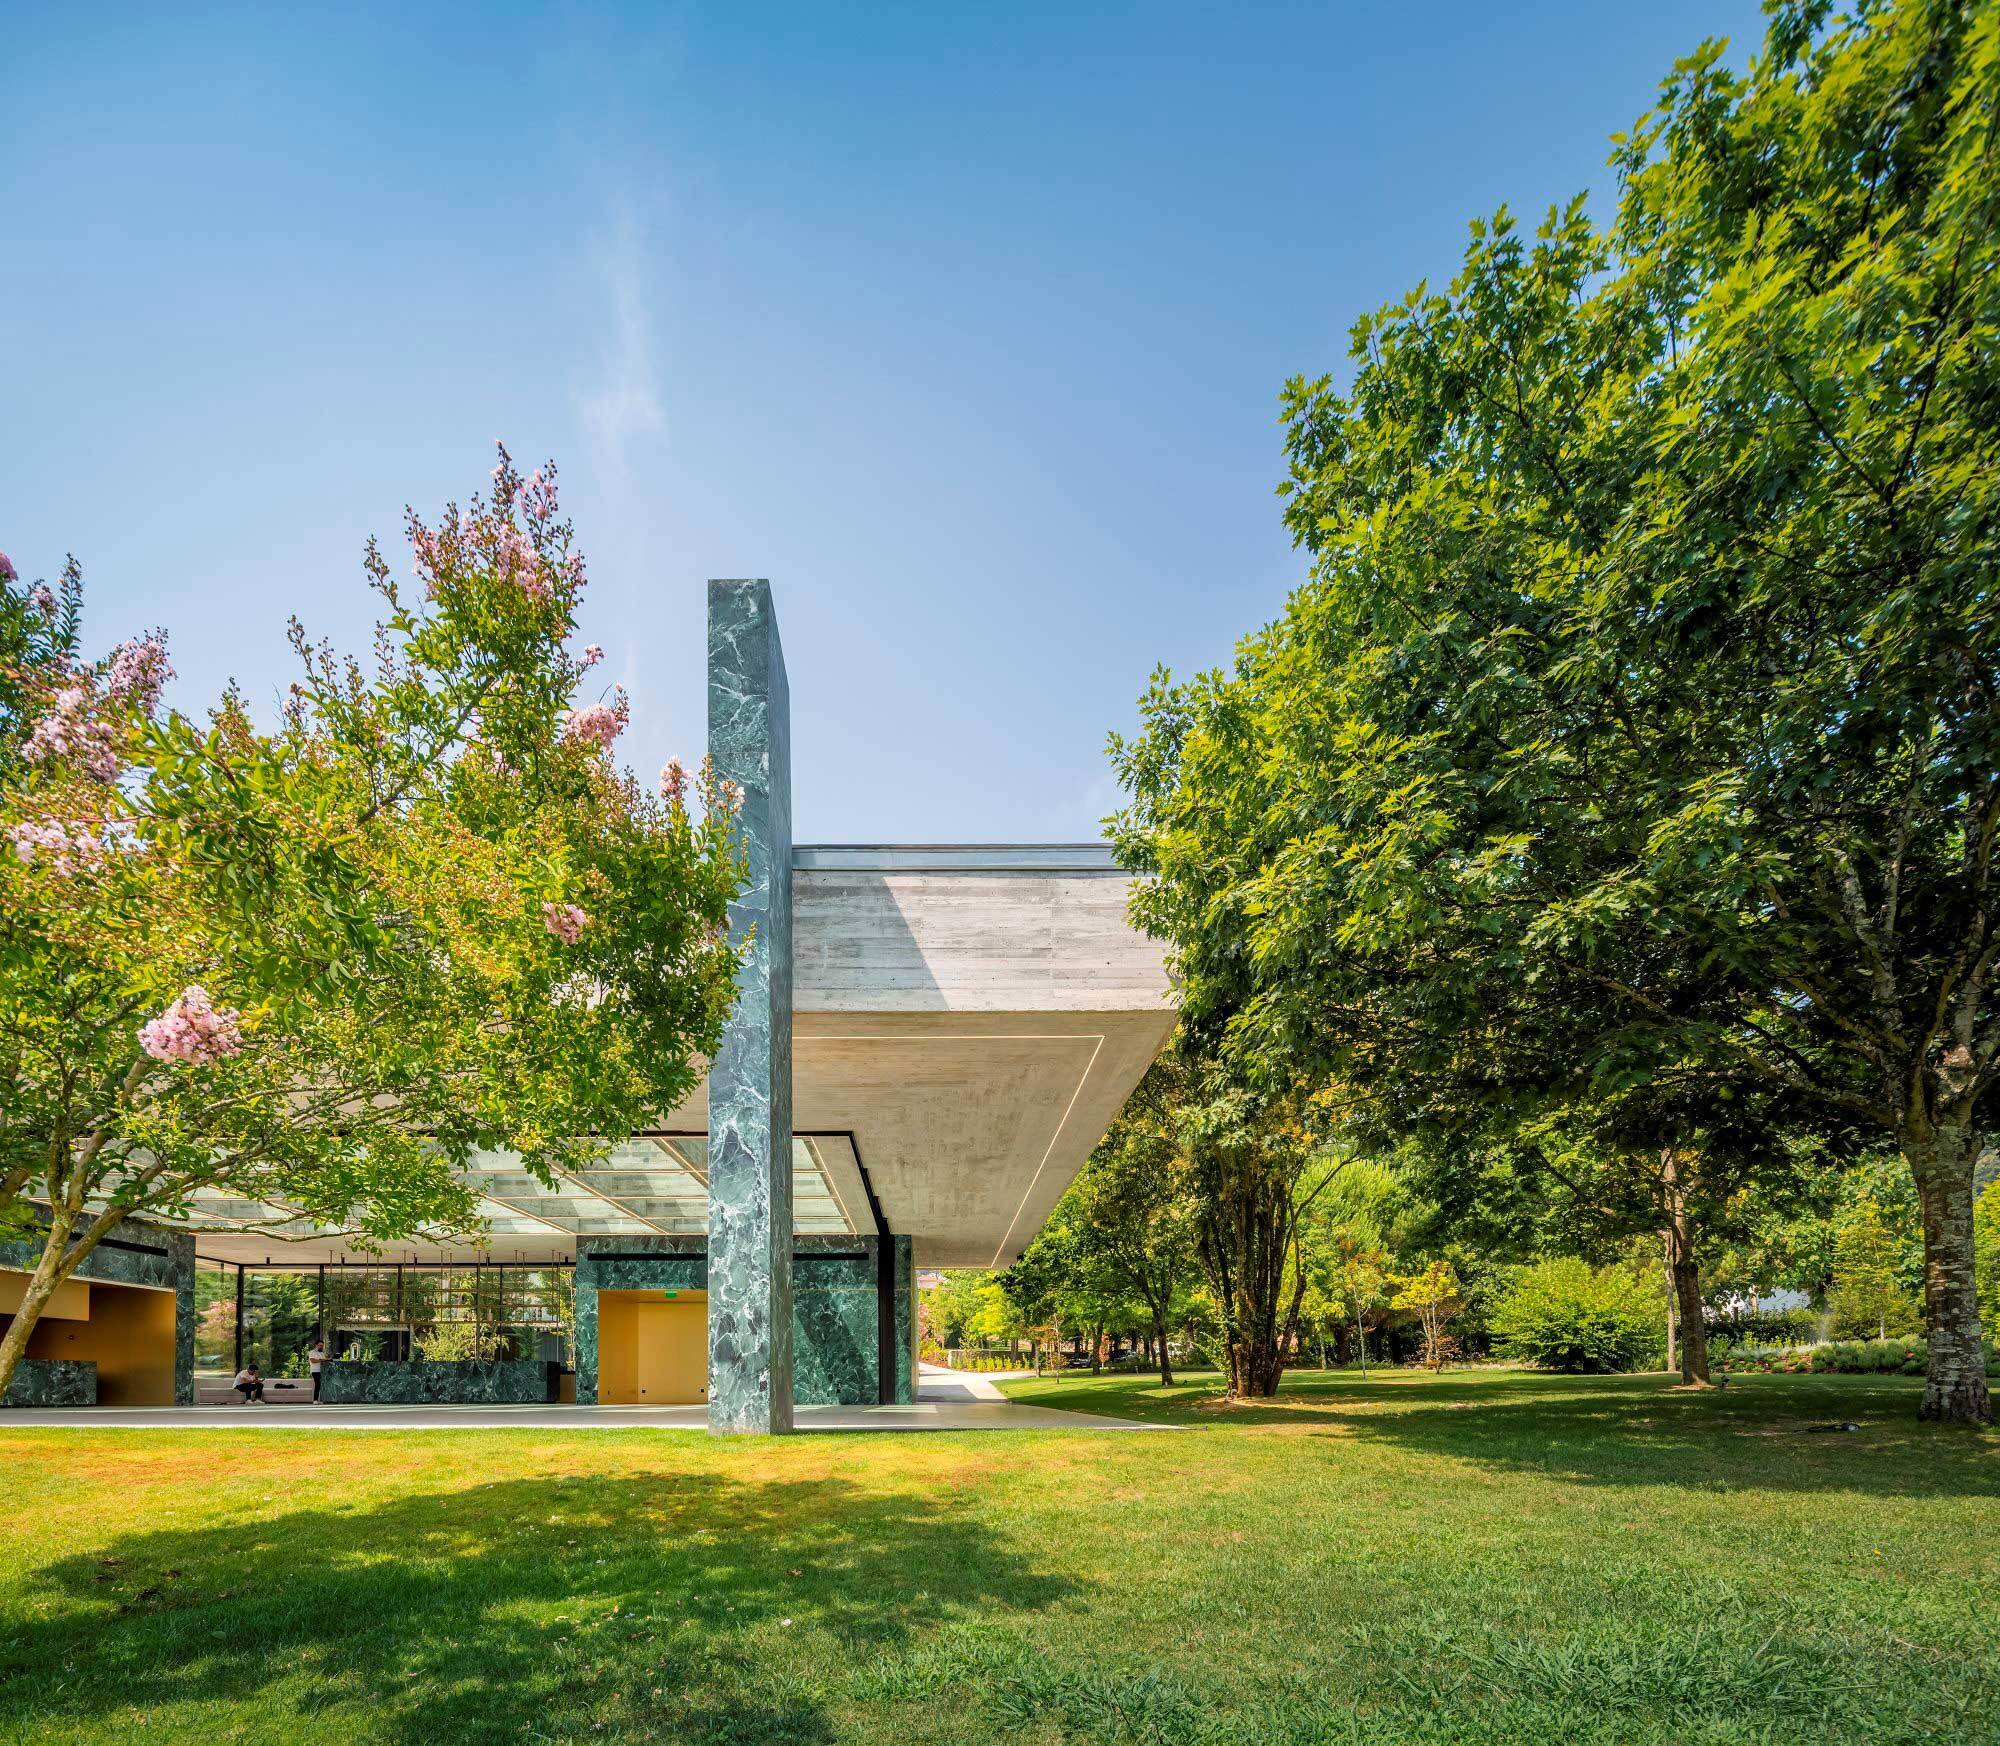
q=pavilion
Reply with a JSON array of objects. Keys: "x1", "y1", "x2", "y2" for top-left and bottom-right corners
[{"x1": 1, "y1": 581, "x2": 1175, "y2": 1431}]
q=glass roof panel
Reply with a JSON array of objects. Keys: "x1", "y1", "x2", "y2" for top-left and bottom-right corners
[{"x1": 160, "y1": 1135, "x2": 863, "y2": 1248}]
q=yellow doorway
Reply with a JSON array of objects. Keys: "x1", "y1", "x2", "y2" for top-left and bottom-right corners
[
  {"x1": 2, "y1": 1270, "x2": 178, "y2": 1406},
  {"x1": 597, "y1": 1290, "x2": 707, "y2": 1405}
]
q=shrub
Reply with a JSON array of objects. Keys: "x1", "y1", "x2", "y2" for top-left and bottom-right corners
[
  {"x1": 1811, "y1": 1337, "x2": 1928, "y2": 1376},
  {"x1": 1706, "y1": 1306, "x2": 1822, "y2": 1346},
  {"x1": 411, "y1": 1321, "x2": 508, "y2": 1363},
  {"x1": 1710, "y1": 1337, "x2": 1998, "y2": 1378},
  {"x1": 1491, "y1": 1258, "x2": 1664, "y2": 1374}
]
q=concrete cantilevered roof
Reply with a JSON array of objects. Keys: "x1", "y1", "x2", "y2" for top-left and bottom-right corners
[{"x1": 182, "y1": 844, "x2": 1173, "y2": 1269}]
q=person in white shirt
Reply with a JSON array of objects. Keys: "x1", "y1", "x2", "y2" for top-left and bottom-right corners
[
  {"x1": 307, "y1": 1341, "x2": 327, "y2": 1403},
  {"x1": 233, "y1": 1365, "x2": 265, "y2": 1403}
]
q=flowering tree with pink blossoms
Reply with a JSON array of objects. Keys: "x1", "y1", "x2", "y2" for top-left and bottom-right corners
[{"x1": 0, "y1": 450, "x2": 744, "y2": 1399}]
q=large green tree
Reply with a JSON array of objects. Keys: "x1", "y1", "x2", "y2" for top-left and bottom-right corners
[
  {"x1": 1055, "y1": 1060, "x2": 1201, "y2": 1384},
  {"x1": 0, "y1": 449, "x2": 743, "y2": 1399},
  {"x1": 1111, "y1": 0, "x2": 1999, "y2": 1421}
]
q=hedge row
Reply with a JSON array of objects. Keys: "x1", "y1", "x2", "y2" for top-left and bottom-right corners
[{"x1": 1710, "y1": 1336, "x2": 1999, "y2": 1377}]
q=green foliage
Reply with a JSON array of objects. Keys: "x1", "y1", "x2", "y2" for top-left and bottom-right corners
[
  {"x1": 920, "y1": 1270, "x2": 1003, "y2": 1353},
  {"x1": 1974, "y1": 1177, "x2": 2000, "y2": 1337},
  {"x1": 1710, "y1": 1336, "x2": 1996, "y2": 1377},
  {"x1": 1705, "y1": 1305, "x2": 1824, "y2": 1346},
  {"x1": 1491, "y1": 1258, "x2": 1665, "y2": 1374},
  {"x1": 1391, "y1": 1259, "x2": 1464, "y2": 1370},
  {"x1": 0, "y1": 447, "x2": 744, "y2": 1397},
  {"x1": 1828, "y1": 1193, "x2": 1923, "y2": 1338},
  {"x1": 1291, "y1": 1150, "x2": 1409, "y2": 1366},
  {"x1": 1029, "y1": 1060, "x2": 1203, "y2": 1374},
  {"x1": 1108, "y1": 0, "x2": 2000, "y2": 1417},
  {"x1": 411, "y1": 1319, "x2": 509, "y2": 1364},
  {"x1": 1811, "y1": 1338, "x2": 1933, "y2": 1377}
]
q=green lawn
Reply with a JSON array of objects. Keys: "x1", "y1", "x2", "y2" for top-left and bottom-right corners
[{"x1": 1, "y1": 1369, "x2": 1995, "y2": 1746}]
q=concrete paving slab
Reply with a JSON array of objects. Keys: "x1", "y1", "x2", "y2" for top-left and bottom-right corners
[{"x1": 0, "y1": 1371, "x2": 1165, "y2": 1432}]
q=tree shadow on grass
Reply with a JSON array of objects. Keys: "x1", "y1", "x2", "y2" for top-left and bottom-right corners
[
  {"x1": 1013, "y1": 1369, "x2": 2000, "y2": 1499},
  {"x1": 0, "y1": 1469, "x2": 1079, "y2": 1745},
  {"x1": 1320, "y1": 1370, "x2": 2000, "y2": 1500}
]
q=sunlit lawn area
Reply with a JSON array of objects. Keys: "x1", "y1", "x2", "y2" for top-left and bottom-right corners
[{"x1": 1, "y1": 1368, "x2": 1994, "y2": 1745}]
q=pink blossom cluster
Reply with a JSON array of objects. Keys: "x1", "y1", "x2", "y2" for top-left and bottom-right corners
[
  {"x1": 516, "y1": 466, "x2": 558, "y2": 523},
  {"x1": 492, "y1": 519, "x2": 552, "y2": 605},
  {"x1": 105, "y1": 632, "x2": 173, "y2": 717},
  {"x1": 410, "y1": 521, "x2": 444, "y2": 585},
  {"x1": 492, "y1": 449, "x2": 560, "y2": 525},
  {"x1": 542, "y1": 901, "x2": 589, "y2": 944},
  {"x1": 24, "y1": 685, "x2": 119, "y2": 782},
  {"x1": 408, "y1": 505, "x2": 557, "y2": 609},
  {"x1": 0, "y1": 551, "x2": 14, "y2": 583},
  {"x1": 9, "y1": 817, "x2": 109, "y2": 874},
  {"x1": 139, "y1": 985, "x2": 245, "y2": 1066},
  {"x1": 581, "y1": 644, "x2": 604, "y2": 668},
  {"x1": 27, "y1": 585, "x2": 55, "y2": 618},
  {"x1": 562, "y1": 687, "x2": 628, "y2": 752},
  {"x1": 659, "y1": 758, "x2": 688, "y2": 805}
]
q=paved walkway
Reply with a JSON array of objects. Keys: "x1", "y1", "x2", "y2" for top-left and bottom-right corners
[{"x1": 0, "y1": 1366, "x2": 1163, "y2": 1432}]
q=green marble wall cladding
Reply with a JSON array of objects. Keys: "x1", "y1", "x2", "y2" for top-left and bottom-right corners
[
  {"x1": 3, "y1": 1358, "x2": 96, "y2": 1408},
  {"x1": 706, "y1": 578, "x2": 795, "y2": 1433},
  {"x1": 320, "y1": 1359, "x2": 554, "y2": 1405},
  {"x1": 0, "y1": 1216, "x2": 195, "y2": 1405},
  {"x1": 793, "y1": 1249, "x2": 876, "y2": 1408},
  {"x1": 574, "y1": 1236, "x2": 915, "y2": 1408}
]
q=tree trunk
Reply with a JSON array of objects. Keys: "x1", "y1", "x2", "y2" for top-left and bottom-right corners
[
  {"x1": 1662, "y1": 1232, "x2": 1678, "y2": 1375},
  {"x1": 1231, "y1": 1333, "x2": 1284, "y2": 1397},
  {"x1": 1670, "y1": 1249, "x2": 1709, "y2": 1386},
  {"x1": 0, "y1": 1207, "x2": 82, "y2": 1403},
  {"x1": 1661, "y1": 1150, "x2": 1709, "y2": 1385},
  {"x1": 1151, "y1": 1306, "x2": 1174, "y2": 1388},
  {"x1": 1907, "y1": 1124, "x2": 1991, "y2": 1425},
  {"x1": 1191, "y1": 1136, "x2": 1298, "y2": 1400}
]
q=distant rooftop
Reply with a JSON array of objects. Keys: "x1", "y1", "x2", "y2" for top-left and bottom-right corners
[{"x1": 792, "y1": 843, "x2": 1122, "y2": 873}]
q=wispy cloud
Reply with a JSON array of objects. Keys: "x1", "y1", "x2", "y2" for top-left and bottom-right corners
[{"x1": 577, "y1": 207, "x2": 665, "y2": 475}]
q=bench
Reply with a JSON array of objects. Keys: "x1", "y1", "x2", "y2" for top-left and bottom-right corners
[{"x1": 194, "y1": 1376, "x2": 316, "y2": 1405}]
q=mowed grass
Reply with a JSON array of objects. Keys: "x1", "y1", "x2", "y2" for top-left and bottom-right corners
[{"x1": 0, "y1": 1370, "x2": 1995, "y2": 1746}]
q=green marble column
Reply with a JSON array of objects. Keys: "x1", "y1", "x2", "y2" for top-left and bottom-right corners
[
  {"x1": 706, "y1": 579, "x2": 795, "y2": 1434},
  {"x1": 891, "y1": 1235, "x2": 917, "y2": 1406}
]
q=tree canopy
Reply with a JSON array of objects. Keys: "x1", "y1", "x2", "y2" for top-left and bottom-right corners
[
  {"x1": 0, "y1": 448, "x2": 744, "y2": 1397},
  {"x1": 1109, "y1": 0, "x2": 2000, "y2": 1421}
]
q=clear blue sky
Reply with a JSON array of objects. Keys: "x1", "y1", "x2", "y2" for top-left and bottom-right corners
[{"x1": 4, "y1": 1, "x2": 1763, "y2": 842}]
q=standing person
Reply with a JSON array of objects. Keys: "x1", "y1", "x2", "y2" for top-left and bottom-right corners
[
  {"x1": 307, "y1": 1339, "x2": 326, "y2": 1403},
  {"x1": 232, "y1": 1364, "x2": 265, "y2": 1404}
]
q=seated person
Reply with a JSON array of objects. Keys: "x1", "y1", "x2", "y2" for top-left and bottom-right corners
[{"x1": 232, "y1": 1364, "x2": 266, "y2": 1403}]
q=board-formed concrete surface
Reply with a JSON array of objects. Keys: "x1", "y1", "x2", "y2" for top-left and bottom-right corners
[{"x1": 180, "y1": 848, "x2": 1175, "y2": 1272}]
